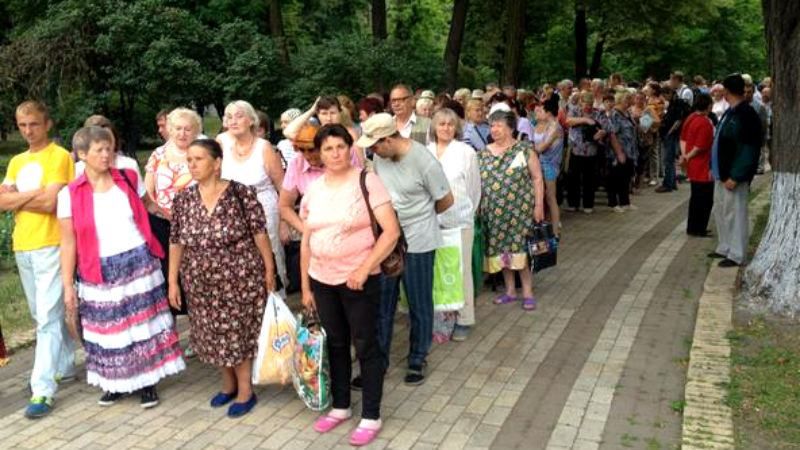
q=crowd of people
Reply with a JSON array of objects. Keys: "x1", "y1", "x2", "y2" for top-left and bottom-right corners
[{"x1": 0, "y1": 70, "x2": 768, "y2": 446}]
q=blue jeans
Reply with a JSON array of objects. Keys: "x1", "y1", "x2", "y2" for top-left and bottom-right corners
[
  {"x1": 661, "y1": 135, "x2": 678, "y2": 190},
  {"x1": 376, "y1": 251, "x2": 435, "y2": 369},
  {"x1": 16, "y1": 246, "x2": 75, "y2": 398}
]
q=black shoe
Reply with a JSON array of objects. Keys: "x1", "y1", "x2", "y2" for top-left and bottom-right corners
[
  {"x1": 688, "y1": 231, "x2": 713, "y2": 238},
  {"x1": 404, "y1": 364, "x2": 426, "y2": 386},
  {"x1": 140, "y1": 387, "x2": 159, "y2": 409},
  {"x1": 98, "y1": 392, "x2": 125, "y2": 406},
  {"x1": 654, "y1": 186, "x2": 672, "y2": 193},
  {"x1": 351, "y1": 376, "x2": 363, "y2": 391},
  {"x1": 707, "y1": 252, "x2": 726, "y2": 259},
  {"x1": 718, "y1": 259, "x2": 740, "y2": 268}
]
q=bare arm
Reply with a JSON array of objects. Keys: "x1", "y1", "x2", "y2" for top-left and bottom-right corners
[
  {"x1": 279, "y1": 188, "x2": 303, "y2": 233},
  {"x1": 263, "y1": 142, "x2": 285, "y2": 191},
  {"x1": 252, "y1": 232, "x2": 277, "y2": 292},
  {"x1": 59, "y1": 218, "x2": 78, "y2": 311},
  {"x1": 21, "y1": 184, "x2": 64, "y2": 214},
  {"x1": 284, "y1": 98, "x2": 319, "y2": 141},
  {"x1": 434, "y1": 191, "x2": 454, "y2": 214},
  {"x1": 167, "y1": 243, "x2": 184, "y2": 309},
  {"x1": 565, "y1": 116, "x2": 594, "y2": 127},
  {"x1": 534, "y1": 123, "x2": 561, "y2": 154},
  {"x1": 528, "y1": 152, "x2": 545, "y2": 222},
  {"x1": 300, "y1": 224, "x2": 314, "y2": 308},
  {"x1": 0, "y1": 188, "x2": 39, "y2": 212}
]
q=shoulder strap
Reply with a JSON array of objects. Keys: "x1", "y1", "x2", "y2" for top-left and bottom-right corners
[
  {"x1": 359, "y1": 169, "x2": 380, "y2": 240},
  {"x1": 119, "y1": 168, "x2": 137, "y2": 193}
]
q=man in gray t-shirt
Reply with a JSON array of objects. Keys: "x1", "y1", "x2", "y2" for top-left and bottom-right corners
[{"x1": 357, "y1": 113, "x2": 453, "y2": 386}]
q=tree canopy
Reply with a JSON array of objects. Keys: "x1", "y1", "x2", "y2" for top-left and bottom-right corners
[{"x1": 0, "y1": 0, "x2": 766, "y2": 149}]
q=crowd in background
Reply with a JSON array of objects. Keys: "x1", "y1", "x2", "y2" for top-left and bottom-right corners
[{"x1": 0, "y1": 69, "x2": 768, "y2": 447}]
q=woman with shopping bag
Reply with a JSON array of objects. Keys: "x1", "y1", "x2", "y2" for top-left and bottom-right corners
[
  {"x1": 168, "y1": 139, "x2": 277, "y2": 418},
  {"x1": 427, "y1": 108, "x2": 481, "y2": 342},
  {"x1": 299, "y1": 124, "x2": 400, "y2": 446}
]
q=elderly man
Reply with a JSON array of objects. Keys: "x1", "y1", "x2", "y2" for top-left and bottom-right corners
[
  {"x1": 0, "y1": 101, "x2": 76, "y2": 418},
  {"x1": 390, "y1": 84, "x2": 430, "y2": 145},
  {"x1": 709, "y1": 74, "x2": 762, "y2": 268},
  {"x1": 357, "y1": 113, "x2": 453, "y2": 386}
]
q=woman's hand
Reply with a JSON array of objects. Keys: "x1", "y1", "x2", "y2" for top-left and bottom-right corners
[
  {"x1": 168, "y1": 283, "x2": 182, "y2": 310},
  {"x1": 346, "y1": 266, "x2": 370, "y2": 291},
  {"x1": 265, "y1": 267, "x2": 277, "y2": 293},
  {"x1": 279, "y1": 221, "x2": 290, "y2": 245},
  {"x1": 534, "y1": 203, "x2": 545, "y2": 223},
  {"x1": 64, "y1": 285, "x2": 78, "y2": 312},
  {"x1": 301, "y1": 289, "x2": 316, "y2": 310}
]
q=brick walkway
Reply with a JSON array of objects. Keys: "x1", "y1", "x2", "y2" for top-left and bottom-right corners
[{"x1": 0, "y1": 185, "x2": 713, "y2": 450}]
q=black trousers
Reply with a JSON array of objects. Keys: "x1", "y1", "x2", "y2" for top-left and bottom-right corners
[
  {"x1": 149, "y1": 213, "x2": 188, "y2": 315},
  {"x1": 311, "y1": 275, "x2": 383, "y2": 420},
  {"x1": 688, "y1": 182, "x2": 714, "y2": 235},
  {"x1": 567, "y1": 154, "x2": 596, "y2": 209},
  {"x1": 607, "y1": 160, "x2": 632, "y2": 207}
]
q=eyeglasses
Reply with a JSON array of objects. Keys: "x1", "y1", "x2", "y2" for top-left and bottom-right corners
[{"x1": 390, "y1": 96, "x2": 411, "y2": 104}]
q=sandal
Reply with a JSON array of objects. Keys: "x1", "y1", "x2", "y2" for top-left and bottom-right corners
[
  {"x1": 313, "y1": 413, "x2": 350, "y2": 433},
  {"x1": 493, "y1": 294, "x2": 517, "y2": 305},
  {"x1": 349, "y1": 426, "x2": 381, "y2": 446},
  {"x1": 522, "y1": 296, "x2": 537, "y2": 311}
]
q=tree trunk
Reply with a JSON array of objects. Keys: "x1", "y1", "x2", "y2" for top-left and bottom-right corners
[
  {"x1": 444, "y1": 0, "x2": 469, "y2": 94},
  {"x1": 574, "y1": 0, "x2": 588, "y2": 80},
  {"x1": 268, "y1": 0, "x2": 290, "y2": 65},
  {"x1": 371, "y1": 0, "x2": 387, "y2": 41},
  {"x1": 589, "y1": 33, "x2": 605, "y2": 78},
  {"x1": 743, "y1": 0, "x2": 800, "y2": 317},
  {"x1": 502, "y1": 0, "x2": 526, "y2": 87}
]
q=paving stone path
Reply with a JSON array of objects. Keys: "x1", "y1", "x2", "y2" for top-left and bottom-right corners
[{"x1": 0, "y1": 184, "x2": 716, "y2": 450}]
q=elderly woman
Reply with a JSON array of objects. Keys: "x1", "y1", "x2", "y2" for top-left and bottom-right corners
[
  {"x1": 59, "y1": 126, "x2": 185, "y2": 408},
  {"x1": 77, "y1": 115, "x2": 141, "y2": 179},
  {"x1": 532, "y1": 96, "x2": 564, "y2": 235},
  {"x1": 710, "y1": 84, "x2": 729, "y2": 120},
  {"x1": 300, "y1": 125, "x2": 400, "y2": 446},
  {"x1": 566, "y1": 91, "x2": 605, "y2": 213},
  {"x1": 427, "y1": 108, "x2": 481, "y2": 341},
  {"x1": 416, "y1": 97, "x2": 434, "y2": 118},
  {"x1": 219, "y1": 100, "x2": 287, "y2": 288},
  {"x1": 463, "y1": 99, "x2": 490, "y2": 151},
  {"x1": 169, "y1": 139, "x2": 276, "y2": 418},
  {"x1": 607, "y1": 91, "x2": 639, "y2": 212},
  {"x1": 479, "y1": 110, "x2": 545, "y2": 311},
  {"x1": 145, "y1": 107, "x2": 201, "y2": 317},
  {"x1": 276, "y1": 108, "x2": 302, "y2": 168}
]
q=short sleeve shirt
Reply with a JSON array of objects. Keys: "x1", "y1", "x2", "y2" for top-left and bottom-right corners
[
  {"x1": 373, "y1": 141, "x2": 451, "y2": 253},
  {"x1": 3, "y1": 142, "x2": 74, "y2": 251},
  {"x1": 300, "y1": 171, "x2": 391, "y2": 285},
  {"x1": 145, "y1": 144, "x2": 193, "y2": 212}
]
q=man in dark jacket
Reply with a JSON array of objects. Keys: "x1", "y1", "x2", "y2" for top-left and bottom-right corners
[
  {"x1": 656, "y1": 87, "x2": 691, "y2": 192},
  {"x1": 709, "y1": 74, "x2": 763, "y2": 267}
]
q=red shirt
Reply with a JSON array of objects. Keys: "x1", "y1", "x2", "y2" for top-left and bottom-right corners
[{"x1": 680, "y1": 112, "x2": 714, "y2": 182}]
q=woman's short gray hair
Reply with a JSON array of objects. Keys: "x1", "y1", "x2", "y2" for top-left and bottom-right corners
[
  {"x1": 430, "y1": 108, "x2": 463, "y2": 142},
  {"x1": 224, "y1": 100, "x2": 260, "y2": 133},
  {"x1": 280, "y1": 108, "x2": 302, "y2": 122},
  {"x1": 167, "y1": 107, "x2": 203, "y2": 137},
  {"x1": 488, "y1": 110, "x2": 517, "y2": 131},
  {"x1": 72, "y1": 126, "x2": 113, "y2": 153}
]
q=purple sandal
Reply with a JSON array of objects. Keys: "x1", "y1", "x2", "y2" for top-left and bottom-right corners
[
  {"x1": 522, "y1": 296, "x2": 537, "y2": 311},
  {"x1": 493, "y1": 294, "x2": 517, "y2": 305}
]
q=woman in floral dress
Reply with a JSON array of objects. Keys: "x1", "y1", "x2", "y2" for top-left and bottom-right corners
[
  {"x1": 478, "y1": 110, "x2": 545, "y2": 311},
  {"x1": 169, "y1": 139, "x2": 277, "y2": 418}
]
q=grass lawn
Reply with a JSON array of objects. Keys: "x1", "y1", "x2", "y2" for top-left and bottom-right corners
[{"x1": 727, "y1": 197, "x2": 800, "y2": 449}]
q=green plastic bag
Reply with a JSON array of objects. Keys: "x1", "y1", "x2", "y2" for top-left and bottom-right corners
[{"x1": 432, "y1": 228, "x2": 464, "y2": 311}]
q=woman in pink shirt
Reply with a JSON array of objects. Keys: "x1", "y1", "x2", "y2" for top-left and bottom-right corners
[{"x1": 300, "y1": 125, "x2": 400, "y2": 446}]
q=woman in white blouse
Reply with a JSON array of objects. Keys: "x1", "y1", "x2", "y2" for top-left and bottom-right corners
[{"x1": 427, "y1": 108, "x2": 481, "y2": 341}]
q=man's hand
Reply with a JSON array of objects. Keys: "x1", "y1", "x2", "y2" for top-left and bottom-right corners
[{"x1": 724, "y1": 179, "x2": 738, "y2": 191}]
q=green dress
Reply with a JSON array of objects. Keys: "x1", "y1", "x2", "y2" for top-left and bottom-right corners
[{"x1": 478, "y1": 141, "x2": 535, "y2": 273}]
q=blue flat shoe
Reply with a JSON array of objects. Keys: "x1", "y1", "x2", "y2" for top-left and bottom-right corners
[
  {"x1": 227, "y1": 394, "x2": 257, "y2": 418},
  {"x1": 210, "y1": 391, "x2": 237, "y2": 408}
]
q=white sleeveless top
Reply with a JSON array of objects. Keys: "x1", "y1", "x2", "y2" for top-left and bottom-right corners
[{"x1": 220, "y1": 137, "x2": 275, "y2": 195}]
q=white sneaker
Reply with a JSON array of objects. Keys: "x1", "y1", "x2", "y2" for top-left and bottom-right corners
[
  {"x1": 648, "y1": 180, "x2": 658, "y2": 186},
  {"x1": 613, "y1": 206, "x2": 625, "y2": 213},
  {"x1": 582, "y1": 208, "x2": 593, "y2": 214}
]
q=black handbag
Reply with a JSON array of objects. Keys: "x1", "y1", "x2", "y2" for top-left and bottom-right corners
[{"x1": 527, "y1": 222, "x2": 558, "y2": 273}]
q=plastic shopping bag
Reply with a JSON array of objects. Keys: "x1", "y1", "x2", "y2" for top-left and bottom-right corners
[
  {"x1": 292, "y1": 310, "x2": 331, "y2": 411},
  {"x1": 253, "y1": 292, "x2": 297, "y2": 385},
  {"x1": 433, "y1": 228, "x2": 465, "y2": 312}
]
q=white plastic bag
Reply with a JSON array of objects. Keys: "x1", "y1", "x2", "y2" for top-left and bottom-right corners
[{"x1": 252, "y1": 292, "x2": 297, "y2": 385}]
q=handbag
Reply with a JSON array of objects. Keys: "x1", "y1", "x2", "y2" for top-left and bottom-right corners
[
  {"x1": 526, "y1": 222, "x2": 558, "y2": 273},
  {"x1": 359, "y1": 169, "x2": 407, "y2": 277}
]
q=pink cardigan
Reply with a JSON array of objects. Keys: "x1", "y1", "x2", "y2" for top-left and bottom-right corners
[{"x1": 68, "y1": 168, "x2": 164, "y2": 284}]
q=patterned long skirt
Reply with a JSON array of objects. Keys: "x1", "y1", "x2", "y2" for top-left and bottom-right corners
[{"x1": 78, "y1": 245, "x2": 185, "y2": 393}]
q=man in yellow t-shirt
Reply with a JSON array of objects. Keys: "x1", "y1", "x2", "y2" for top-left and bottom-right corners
[{"x1": 0, "y1": 100, "x2": 75, "y2": 419}]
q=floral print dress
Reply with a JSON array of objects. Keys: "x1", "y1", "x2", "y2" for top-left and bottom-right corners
[
  {"x1": 478, "y1": 141, "x2": 535, "y2": 273},
  {"x1": 170, "y1": 181, "x2": 267, "y2": 367}
]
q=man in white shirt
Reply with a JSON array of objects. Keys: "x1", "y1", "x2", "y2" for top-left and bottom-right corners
[{"x1": 670, "y1": 71, "x2": 694, "y2": 106}]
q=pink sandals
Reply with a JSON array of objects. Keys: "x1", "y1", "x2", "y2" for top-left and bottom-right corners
[
  {"x1": 313, "y1": 414, "x2": 348, "y2": 433},
  {"x1": 349, "y1": 426, "x2": 381, "y2": 446}
]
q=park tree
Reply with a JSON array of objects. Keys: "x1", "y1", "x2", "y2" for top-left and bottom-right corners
[
  {"x1": 444, "y1": 0, "x2": 469, "y2": 93},
  {"x1": 503, "y1": 0, "x2": 527, "y2": 86},
  {"x1": 743, "y1": 0, "x2": 800, "y2": 317}
]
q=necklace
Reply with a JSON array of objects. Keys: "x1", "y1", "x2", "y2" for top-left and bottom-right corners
[{"x1": 233, "y1": 136, "x2": 255, "y2": 158}]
